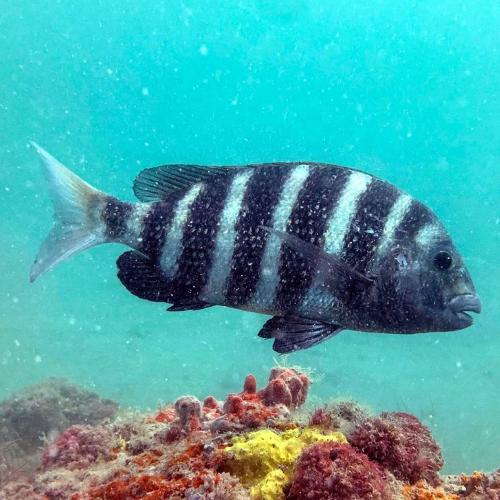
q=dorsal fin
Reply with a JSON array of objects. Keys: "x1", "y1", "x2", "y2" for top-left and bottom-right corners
[{"x1": 133, "y1": 164, "x2": 239, "y2": 202}]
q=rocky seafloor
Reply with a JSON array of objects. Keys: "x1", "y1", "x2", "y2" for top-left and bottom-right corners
[{"x1": 0, "y1": 367, "x2": 498, "y2": 500}]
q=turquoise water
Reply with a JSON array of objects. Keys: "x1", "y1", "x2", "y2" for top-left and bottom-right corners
[{"x1": 0, "y1": 1, "x2": 498, "y2": 474}]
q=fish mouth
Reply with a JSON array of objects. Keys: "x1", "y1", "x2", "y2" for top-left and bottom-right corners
[{"x1": 447, "y1": 294, "x2": 482, "y2": 326}]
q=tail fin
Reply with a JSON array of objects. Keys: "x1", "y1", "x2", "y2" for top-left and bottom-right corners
[{"x1": 30, "y1": 142, "x2": 109, "y2": 282}]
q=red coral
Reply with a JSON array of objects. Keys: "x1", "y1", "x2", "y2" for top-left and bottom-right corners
[
  {"x1": 42, "y1": 424, "x2": 113, "y2": 470},
  {"x1": 203, "y1": 396, "x2": 220, "y2": 410},
  {"x1": 287, "y1": 442, "x2": 390, "y2": 500},
  {"x1": 310, "y1": 406, "x2": 341, "y2": 429},
  {"x1": 260, "y1": 367, "x2": 309, "y2": 409},
  {"x1": 153, "y1": 406, "x2": 176, "y2": 424},
  {"x1": 87, "y1": 474, "x2": 196, "y2": 499},
  {"x1": 86, "y1": 443, "x2": 229, "y2": 499},
  {"x1": 212, "y1": 368, "x2": 309, "y2": 432},
  {"x1": 243, "y1": 374, "x2": 257, "y2": 394},
  {"x1": 350, "y1": 412, "x2": 444, "y2": 486}
]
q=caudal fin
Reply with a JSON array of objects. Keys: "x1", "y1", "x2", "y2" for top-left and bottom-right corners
[{"x1": 30, "y1": 142, "x2": 110, "y2": 282}]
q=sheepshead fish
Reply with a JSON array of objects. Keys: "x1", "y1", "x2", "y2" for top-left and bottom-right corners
[{"x1": 30, "y1": 143, "x2": 481, "y2": 353}]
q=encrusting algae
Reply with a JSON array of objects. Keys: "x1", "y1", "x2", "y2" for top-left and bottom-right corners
[
  {"x1": 0, "y1": 367, "x2": 499, "y2": 499},
  {"x1": 225, "y1": 427, "x2": 347, "y2": 499}
]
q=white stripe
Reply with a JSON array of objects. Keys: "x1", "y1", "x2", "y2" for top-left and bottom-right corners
[
  {"x1": 252, "y1": 164, "x2": 310, "y2": 307},
  {"x1": 124, "y1": 202, "x2": 151, "y2": 248},
  {"x1": 375, "y1": 193, "x2": 413, "y2": 258},
  {"x1": 205, "y1": 170, "x2": 253, "y2": 303},
  {"x1": 416, "y1": 222, "x2": 442, "y2": 247},
  {"x1": 323, "y1": 171, "x2": 372, "y2": 255},
  {"x1": 160, "y1": 184, "x2": 202, "y2": 278}
]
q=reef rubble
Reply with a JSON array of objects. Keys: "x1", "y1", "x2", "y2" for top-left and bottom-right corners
[
  {"x1": 0, "y1": 378, "x2": 118, "y2": 490},
  {"x1": 0, "y1": 367, "x2": 498, "y2": 500}
]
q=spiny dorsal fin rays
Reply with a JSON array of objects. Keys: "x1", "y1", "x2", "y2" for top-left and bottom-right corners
[
  {"x1": 132, "y1": 162, "x2": 327, "y2": 202},
  {"x1": 133, "y1": 164, "x2": 241, "y2": 202}
]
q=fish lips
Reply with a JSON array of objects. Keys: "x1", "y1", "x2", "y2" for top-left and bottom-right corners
[{"x1": 447, "y1": 293, "x2": 482, "y2": 328}]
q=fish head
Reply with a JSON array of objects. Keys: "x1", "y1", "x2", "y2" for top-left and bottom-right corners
[{"x1": 376, "y1": 221, "x2": 481, "y2": 333}]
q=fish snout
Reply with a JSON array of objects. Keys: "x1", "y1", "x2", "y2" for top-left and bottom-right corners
[{"x1": 447, "y1": 293, "x2": 482, "y2": 327}]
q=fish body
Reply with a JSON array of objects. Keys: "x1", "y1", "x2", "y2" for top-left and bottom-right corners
[{"x1": 30, "y1": 144, "x2": 481, "y2": 353}]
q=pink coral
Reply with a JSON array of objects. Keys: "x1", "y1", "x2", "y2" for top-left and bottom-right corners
[
  {"x1": 209, "y1": 368, "x2": 310, "y2": 432},
  {"x1": 260, "y1": 367, "x2": 309, "y2": 409},
  {"x1": 41, "y1": 424, "x2": 113, "y2": 470},
  {"x1": 350, "y1": 412, "x2": 444, "y2": 486},
  {"x1": 287, "y1": 442, "x2": 390, "y2": 500}
]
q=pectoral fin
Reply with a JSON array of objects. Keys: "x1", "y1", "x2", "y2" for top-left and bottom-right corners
[
  {"x1": 261, "y1": 226, "x2": 374, "y2": 293},
  {"x1": 258, "y1": 316, "x2": 342, "y2": 353}
]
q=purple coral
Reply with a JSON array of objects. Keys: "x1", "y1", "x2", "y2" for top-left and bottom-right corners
[
  {"x1": 350, "y1": 411, "x2": 444, "y2": 485},
  {"x1": 287, "y1": 442, "x2": 390, "y2": 500},
  {"x1": 42, "y1": 424, "x2": 113, "y2": 470}
]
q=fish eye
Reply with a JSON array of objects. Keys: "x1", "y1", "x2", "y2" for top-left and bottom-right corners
[{"x1": 433, "y1": 250, "x2": 453, "y2": 271}]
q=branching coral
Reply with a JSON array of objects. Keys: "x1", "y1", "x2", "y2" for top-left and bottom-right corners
[
  {"x1": 287, "y1": 442, "x2": 390, "y2": 500},
  {"x1": 458, "y1": 469, "x2": 500, "y2": 499},
  {"x1": 350, "y1": 411, "x2": 444, "y2": 486}
]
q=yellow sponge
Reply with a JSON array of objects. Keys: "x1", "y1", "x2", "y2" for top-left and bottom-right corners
[{"x1": 225, "y1": 427, "x2": 347, "y2": 500}]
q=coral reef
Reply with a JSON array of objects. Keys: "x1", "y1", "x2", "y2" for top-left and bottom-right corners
[
  {"x1": 0, "y1": 368, "x2": 498, "y2": 500},
  {"x1": 350, "y1": 411, "x2": 444, "y2": 485},
  {"x1": 0, "y1": 378, "x2": 118, "y2": 454},
  {"x1": 225, "y1": 427, "x2": 346, "y2": 496},
  {"x1": 41, "y1": 424, "x2": 114, "y2": 470},
  {"x1": 0, "y1": 378, "x2": 118, "y2": 489},
  {"x1": 287, "y1": 442, "x2": 390, "y2": 500}
]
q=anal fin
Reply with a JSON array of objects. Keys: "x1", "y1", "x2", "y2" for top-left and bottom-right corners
[
  {"x1": 258, "y1": 316, "x2": 342, "y2": 353},
  {"x1": 117, "y1": 251, "x2": 170, "y2": 302}
]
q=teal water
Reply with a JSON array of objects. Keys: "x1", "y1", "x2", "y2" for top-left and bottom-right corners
[{"x1": 0, "y1": 1, "x2": 498, "y2": 474}]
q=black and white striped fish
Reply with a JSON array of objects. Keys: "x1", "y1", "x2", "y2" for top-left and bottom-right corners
[{"x1": 30, "y1": 143, "x2": 481, "y2": 353}]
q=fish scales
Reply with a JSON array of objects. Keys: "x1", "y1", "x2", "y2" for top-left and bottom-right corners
[
  {"x1": 139, "y1": 195, "x2": 184, "y2": 260},
  {"x1": 168, "y1": 172, "x2": 234, "y2": 304},
  {"x1": 205, "y1": 170, "x2": 254, "y2": 304},
  {"x1": 250, "y1": 164, "x2": 311, "y2": 311},
  {"x1": 29, "y1": 144, "x2": 482, "y2": 354},
  {"x1": 341, "y1": 179, "x2": 399, "y2": 274},
  {"x1": 394, "y1": 200, "x2": 435, "y2": 246},
  {"x1": 275, "y1": 166, "x2": 349, "y2": 312},
  {"x1": 224, "y1": 164, "x2": 291, "y2": 307}
]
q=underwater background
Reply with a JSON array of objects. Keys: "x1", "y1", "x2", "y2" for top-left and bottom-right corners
[{"x1": 0, "y1": 0, "x2": 498, "y2": 475}]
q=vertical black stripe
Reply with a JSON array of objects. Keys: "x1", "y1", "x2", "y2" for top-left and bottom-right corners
[
  {"x1": 342, "y1": 180, "x2": 399, "y2": 273},
  {"x1": 102, "y1": 197, "x2": 133, "y2": 240},
  {"x1": 168, "y1": 173, "x2": 235, "y2": 303},
  {"x1": 224, "y1": 164, "x2": 292, "y2": 306},
  {"x1": 275, "y1": 166, "x2": 350, "y2": 311},
  {"x1": 394, "y1": 200, "x2": 436, "y2": 243},
  {"x1": 139, "y1": 192, "x2": 185, "y2": 261}
]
